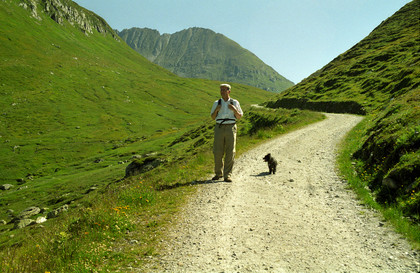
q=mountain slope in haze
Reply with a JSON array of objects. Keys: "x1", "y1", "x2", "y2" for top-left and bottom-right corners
[
  {"x1": 0, "y1": 0, "x2": 273, "y2": 223},
  {"x1": 117, "y1": 27, "x2": 294, "y2": 93},
  {"x1": 267, "y1": 0, "x2": 419, "y2": 219}
]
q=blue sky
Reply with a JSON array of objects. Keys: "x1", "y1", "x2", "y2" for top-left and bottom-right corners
[{"x1": 74, "y1": 0, "x2": 411, "y2": 84}]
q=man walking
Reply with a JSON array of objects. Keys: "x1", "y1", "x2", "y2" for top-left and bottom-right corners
[{"x1": 210, "y1": 84, "x2": 243, "y2": 182}]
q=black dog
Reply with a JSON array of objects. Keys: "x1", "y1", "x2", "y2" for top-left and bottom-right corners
[{"x1": 263, "y1": 153, "x2": 278, "y2": 174}]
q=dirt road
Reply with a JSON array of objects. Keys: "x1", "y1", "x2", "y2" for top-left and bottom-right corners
[{"x1": 140, "y1": 113, "x2": 419, "y2": 272}]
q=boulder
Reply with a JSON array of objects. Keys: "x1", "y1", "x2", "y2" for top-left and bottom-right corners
[
  {"x1": 16, "y1": 178, "x2": 25, "y2": 184},
  {"x1": 14, "y1": 219, "x2": 35, "y2": 229},
  {"x1": 0, "y1": 184, "x2": 14, "y2": 190},
  {"x1": 85, "y1": 186, "x2": 98, "y2": 194},
  {"x1": 18, "y1": 206, "x2": 41, "y2": 219},
  {"x1": 36, "y1": 216, "x2": 47, "y2": 224},
  {"x1": 47, "y1": 204, "x2": 69, "y2": 219},
  {"x1": 40, "y1": 207, "x2": 49, "y2": 214},
  {"x1": 125, "y1": 156, "x2": 165, "y2": 177}
]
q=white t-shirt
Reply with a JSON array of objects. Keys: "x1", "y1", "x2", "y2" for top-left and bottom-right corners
[{"x1": 210, "y1": 98, "x2": 243, "y2": 124}]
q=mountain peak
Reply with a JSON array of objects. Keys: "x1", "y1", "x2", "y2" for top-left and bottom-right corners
[{"x1": 118, "y1": 27, "x2": 294, "y2": 92}]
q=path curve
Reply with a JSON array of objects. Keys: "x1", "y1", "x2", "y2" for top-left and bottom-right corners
[{"x1": 140, "y1": 113, "x2": 419, "y2": 273}]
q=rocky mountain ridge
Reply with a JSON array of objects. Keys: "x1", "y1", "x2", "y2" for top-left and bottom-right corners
[
  {"x1": 118, "y1": 27, "x2": 294, "y2": 93},
  {"x1": 17, "y1": 0, "x2": 118, "y2": 39}
]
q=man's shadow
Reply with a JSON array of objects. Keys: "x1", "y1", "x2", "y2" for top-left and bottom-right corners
[
  {"x1": 157, "y1": 179, "x2": 228, "y2": 191},
  {"x1": 157, "y1": 172, "x2": 271, "y2": 191}
]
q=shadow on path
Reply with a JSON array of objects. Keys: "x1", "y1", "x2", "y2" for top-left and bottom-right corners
[
  {"x1": 251, "y1": 171, "x2": 271, "y2": 177},
  {"x1": 157, "y1": 179, "x2": 230, "y2": 191}
]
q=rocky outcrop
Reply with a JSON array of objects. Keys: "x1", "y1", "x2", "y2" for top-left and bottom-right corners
[
  {"x1": 125, "y1": 156, "x2": 166, "y2": 177},
  {"x1": 17, "y1": 206, "x2": 41, "y2": 219},
  {"x1": 14, "y1": 219, "x2": 35, "y2": 229},
  {"x1": 19, "y1": 0, "x2": 118, "y2": 39},
  {"x1": 47, "y1": 204, "x2": 69, "y2": 219},
  {"x1": 7, "y1": 205, "x2": 68, "y2": 229},
  {"x1": 19, "y1": 0, "x2": 41, "y2": 20},
  {"x1": 10, "y1": 206, "x2": 41, "y2": 229}
]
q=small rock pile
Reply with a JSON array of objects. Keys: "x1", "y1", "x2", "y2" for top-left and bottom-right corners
[{"x1": 1, "y1": 205, "x2": 69, "y2": 230}]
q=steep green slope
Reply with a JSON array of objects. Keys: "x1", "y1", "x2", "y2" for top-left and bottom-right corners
[
  {"x1": 266, "y1": 0, "x2": 419, "y2": 113},
  {"x1": 353, "y1": 91, "x2": 419, "y2": 215},
  {"x1": 118, "y1": 27, "x2": 294, "y2": 93},
  {"x1": 0, "y1": 0, "x2": 273, "y2": 219},
  {"x1": 266, "y1": 0, "x2": 419, "y2": 219}
]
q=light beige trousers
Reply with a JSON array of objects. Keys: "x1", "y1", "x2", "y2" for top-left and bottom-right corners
[{"x1": 213, "y1": 124, "x2": 237, "y2": 179}]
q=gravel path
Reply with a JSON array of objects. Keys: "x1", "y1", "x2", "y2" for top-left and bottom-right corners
[{"x1": 139, "y1": 113, "x2": 419, "y2": 273}]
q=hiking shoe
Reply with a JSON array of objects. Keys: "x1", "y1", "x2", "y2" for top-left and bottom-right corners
[
  {"x1": 224, "y1": 177, "x2": 232, "y2": 182},
  {"x1": 212, "y1": 175, "x2": 221, "y2": 180}
]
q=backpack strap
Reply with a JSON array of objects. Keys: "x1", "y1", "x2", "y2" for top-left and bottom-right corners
[
  {"x1": 215, "y1": 98, "x2": 237, "y2": 126},
  {"x1": 216, "y1": 118, "x2": 236, "y2": 127}
]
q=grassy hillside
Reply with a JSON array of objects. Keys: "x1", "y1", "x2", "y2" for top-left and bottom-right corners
[
  {"x1": 118, "y1": 27, "x2": 294, "y2": 93},
  {"x1": 0, "y1": 0, "x2": 274, "y2": 234},
  {"x1": 266, "y1": 1, "x2": 419, "y2": 113},
  {"x1": 267, "y1": 0, "x2": 419, "y2": 221}
]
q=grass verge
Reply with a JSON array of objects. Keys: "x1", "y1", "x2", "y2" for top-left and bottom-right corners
[{"x1": 337, "y1": 117, "x2": 420, "y2": 250}]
